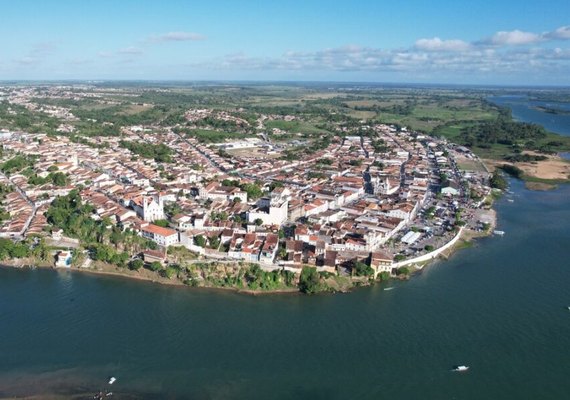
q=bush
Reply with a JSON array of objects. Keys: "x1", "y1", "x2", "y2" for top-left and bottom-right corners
[
  {"x1": 379, "y1": 271, "x2": 391, "y2": 282},
  {"x1": 489, "y1": 171, "x2": 507, "y2": 190},
  {"x1": 353, "y1": 261, "x2": 374, "y2": 277},
  {"x1": 299, "y1": 266, "x2": 321, "y2": 294},
  {"x1": 149, "y1": 261, "x2": 162, "y2": 272},
  {"x1": 129, "y1": 259, "x2": 144, "y2": 271},
  {"x1": 499, "y1": 164, "x2": 524, "y2": 179},
  {"x1": 162, "y1": 267, "x2": 177, "y2": 279}
]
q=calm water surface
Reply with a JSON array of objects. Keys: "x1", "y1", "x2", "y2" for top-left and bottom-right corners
[
  {"x1": 488, "y1": 95, "x2": 570, "y2": 136},
  {"x1": 1, "y1": 179, "x2": 570, "y2": 399}
]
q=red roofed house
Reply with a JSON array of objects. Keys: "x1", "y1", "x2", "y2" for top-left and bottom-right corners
[
  {"x1": 141, "y1": 224, "x2": 179, "y2": 247},
  {"x1": 259, "y1": 233, "x2": 279, "y2": 264}
]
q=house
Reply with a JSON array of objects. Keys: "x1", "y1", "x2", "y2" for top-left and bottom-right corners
[
  {"x1": 141, "y1": 224, "x2": 179, "y2": 246},
  {"x1": 142, "y1": 249, "x2": 167, "y2": 264},
  {"x1": 371, "y1": 251, "x2": 393, "y2": 276},
  {"x1": 259, "y1": 233, "x2": 279, "y2": 264},
  {"x1": 441, "y1": 181, "x2": 460, "y2": 196},
  {"x1": 227, "y1": 232, "x2": 263, "y2": 262},
  {"x1": 199, "y1": 182, "x2": 248, "y2": 203},
  {"x1": 285, "y1": 239, "x2": 304, "y2": 263},
  {"x1": 55, "y1": 250, "x2": 72, "y2": 268}
]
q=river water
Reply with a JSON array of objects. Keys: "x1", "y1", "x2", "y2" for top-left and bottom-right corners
[
  {"x1": 487, "y1": 95, "x2": 570, "y2": 136},
  {"x1": 1, "y1": 178, "x2": 570, "y2": 399}
]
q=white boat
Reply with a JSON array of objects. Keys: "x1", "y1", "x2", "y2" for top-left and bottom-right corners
[
  {"x1": 507, "y1": 199, "x2": 514, "y2": 203},
  {"x1": 493, "y1": 230, "x2": 505, "y2": 236},
  {"x1": 452, "y1": 365, "x2": 469, "y2": 372},
  {"x1": 384, "y1": 287, "x2": 394, "y2": 291},
  {"x1": 108, "y1": 377, "x2": 116, "y2": 385}
]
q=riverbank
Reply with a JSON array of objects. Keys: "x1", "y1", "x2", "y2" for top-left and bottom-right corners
[
  {"x1": 482, "y1": 152, "x2": 570, "y2": 190},
  {"x1": 1, "y1": 202, "x2": 499, "y2": 296},
  {"x1": 1, "y1": 217, "x2": 498, "y2": 296},
  {"x1": 2, "y1": 178, "x2": 569, "y2": 400}
]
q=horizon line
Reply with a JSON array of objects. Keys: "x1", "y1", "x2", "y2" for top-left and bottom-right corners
[{"x1": 1, "y1": 79, "x2": 570, "y2": 89}]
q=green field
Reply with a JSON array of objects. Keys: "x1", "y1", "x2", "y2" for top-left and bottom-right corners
[{"x1": 5, "y1": 83, "x2": 570, "y2": 163}]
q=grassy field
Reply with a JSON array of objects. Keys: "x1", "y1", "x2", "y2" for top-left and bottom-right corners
[{"x1": 264, "y1": 119, "x2": 330, "y2": 135}]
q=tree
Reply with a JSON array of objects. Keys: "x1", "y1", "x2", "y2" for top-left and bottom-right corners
[
  {"x1": 353, "y1": 261, "x2": 374, "y2": 277},
  {"x1": 92, "y1": 244, "x2": 114, "y2": 262},
  {"x1": 379, "y1": 271, "x2": 391, "y2": 282},
  {"x1": 243, "y1": 183, "x2": 263, "y2": 200},
  {"x1": 397, "y1": 266, "x2": 410, "y2": 276},
  {"x1": 208, "y1": 236, "x2": 220, "y2": 249},
  {"x1": 193, "y1": 235, "x2": 206, "y2": 247},
  {"x1": 489, "y1": 170, "x2": 507, "y2": 190},
  {"x1": 129, "y1": 259, "x2": 144, "y2": 271},
  {"x1": 112, "y1": 251, "x2": 129, "y2": 268},
  {"x1": 299, "y1": 266, "x2": 321, "y2": 294},
  {"x1": 254, "y1": 218, "x2": 263, "y2": 226},
  {"x1": 109, "y1": 228, "x2": 123, "y2": 247},
  {"x1": 51, "y1": 172, "x2": 68, "y2": 187},
  {"x1": 149, "y1": 261, "x2": 162, "y2": 272},
  {"x1": 10, "y1": 243, "x2": 30, "y2": 258},
  {"x1": 162, "y1": 266, "x2": 177, "y2": 279}
]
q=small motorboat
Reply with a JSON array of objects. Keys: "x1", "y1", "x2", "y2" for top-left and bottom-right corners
[
  {"x1": 384, "y1": 287, "x2": 394, "y2": 291},
  {"x1": 452, "y1": 365, "x2": 469, "y2": 372},
  {"x1": 108, "y1": 377, "x2": 116, "y2": 385}
]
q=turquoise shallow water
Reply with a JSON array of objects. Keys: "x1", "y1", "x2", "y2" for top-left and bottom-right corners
[{"x1": 1, "y1": 178, "x2": 570, "y2": 399}]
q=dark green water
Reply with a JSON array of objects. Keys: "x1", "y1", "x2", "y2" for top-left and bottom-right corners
[{"x1": 1, "y1": 179, "x2": 570, "y2": 399}]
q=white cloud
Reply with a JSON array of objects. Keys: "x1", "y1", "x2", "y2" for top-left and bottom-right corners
[
  {"x1": 147, "y1": 31, "x2": 206, "y2": 43},
  {"x1": 415, "y1": 37, "x2": 471, "y2": 52},
  {"x1": 192, "y1": 42, "x2": 570, "y2": 78},
  {"x1": 545, "y1": 26, "x2": 570, "y2": 40},
  {"x1": 488, "y1": 30, "x2": 542, "y2": 45}
]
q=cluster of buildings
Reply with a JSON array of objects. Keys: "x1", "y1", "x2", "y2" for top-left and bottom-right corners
[{"x1": 0, "y1": 87, "x2": 492, "y2": 276}]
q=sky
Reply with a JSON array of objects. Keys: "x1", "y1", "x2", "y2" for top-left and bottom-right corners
[{"x1": 1, "y1": 0, "x2": 569, "y2": 85}]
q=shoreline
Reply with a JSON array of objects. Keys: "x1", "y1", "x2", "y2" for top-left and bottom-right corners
[
  {"x1": 0, "y1": 261, "x2": 302, "y2": 296},
  {"x1": 1, "y1": 211, "x2": 498, "y2": 295},
  {"x1": 482, "y1": 156, "x2": 570, "y2": 190}
]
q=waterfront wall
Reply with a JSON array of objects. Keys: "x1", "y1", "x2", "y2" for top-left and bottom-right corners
[{"x1": 392, "y1": 227, "x2": 464, "y2": 270}]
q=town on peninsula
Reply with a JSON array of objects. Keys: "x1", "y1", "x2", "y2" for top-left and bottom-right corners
[{"x1": 2, "y1": 83, "x2": 561, "y2": 294}]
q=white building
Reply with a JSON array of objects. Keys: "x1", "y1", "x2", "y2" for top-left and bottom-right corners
[
  {"x1": 131, "y1": 195, "x2": 165, "y2": 222},
  {"x1": 247, "y1": 188, "x2": 290, "y2": 226},
  {"x1": 199, "y1": 182, "x2": 248, "y2": 203},
  {"x1": 141, "y1": 224, "x2": 179, "y2": 247}
]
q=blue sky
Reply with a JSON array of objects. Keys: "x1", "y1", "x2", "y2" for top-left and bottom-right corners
[{"x1": 1, "y1": 0, "x2": 569, "y2": 85}]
